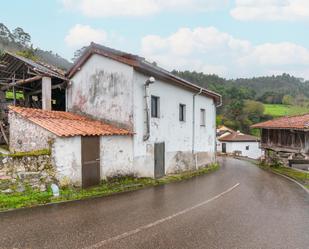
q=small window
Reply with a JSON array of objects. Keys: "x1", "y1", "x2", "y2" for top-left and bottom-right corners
[
  {"x1": 179, "y1": 104, "x2": 186, "y2": 122},
  {"x1": 246, "y1": 145, "x2": 249, "y2": 150},
  {"x1": 151, "y1": 95, "x2": 160, "y2": 118},
  {"x1": 200, "y1": 109, "x2": 206, "y2": 126}
]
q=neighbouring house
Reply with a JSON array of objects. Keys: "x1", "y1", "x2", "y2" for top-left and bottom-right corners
[
  {"x1": 217, "y1": 128, "x2": 262, "y2": 159},
  {"x1": 5, "y1": 43, "x2": 222, "y2": 187},
  {"x1": 251, "y1": 114, "x2": 309, "y2": 170}
]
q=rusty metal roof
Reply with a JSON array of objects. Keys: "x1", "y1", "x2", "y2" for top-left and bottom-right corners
[
  {"x1": 218, "y1": 131, "x2": 259, "y2": 142},
  {"x1": 251, "y1": 114, "x2": 309, "y2": 130},
  {"x1": 9, "y1": 106, "x2": 132, "y2": 137},
  {"x1": 66, "y1": 43, "x2": 222, "y2": 104}
]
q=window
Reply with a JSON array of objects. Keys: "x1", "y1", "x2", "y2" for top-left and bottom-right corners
[
  {"x1": 200, "y1": 109, "x2": 206, "y2": 126},
  {"x1": 179, "y1": 104, "x2": 186, "y2": 122},
  {"x1": 246, "y1": 145, "x2": 249, "y2": 150},
  {"x1": 151, "y1": 95, "x2": 160, "y2": 118}
]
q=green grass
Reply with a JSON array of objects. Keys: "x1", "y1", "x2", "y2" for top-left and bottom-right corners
[
  {"x1": 0, "y1": 163, "x2": 219, "y2": 211},
  {"x1": 264, "y1": 104, "x2": 309, "y2": 117},
  {"x1": 259, "y1": 164, "x2": 309, "y2": 189},
  {"x1": 5, "y1": 91, "x2": 24, "y2": 100}
]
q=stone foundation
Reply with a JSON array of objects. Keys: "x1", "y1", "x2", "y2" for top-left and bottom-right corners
[
  {"x1": 264, "y1": 149, "x2": 309, "y2": 167},
  {"x1": 0, "y1": 154, "x2": 57, "y2": 193}
]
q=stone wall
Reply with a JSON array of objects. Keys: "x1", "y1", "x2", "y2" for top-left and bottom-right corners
[
  {"x1": 9, "y1": 112, "x2": 56, "y2": 152},
  {"x1": 0, "y1": 154, "x2": 56, "y2": 193}
]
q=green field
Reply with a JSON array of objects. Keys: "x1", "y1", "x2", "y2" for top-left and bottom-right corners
[
  {"x1": 264, "y1": 104, "x2": 309, "y2": 117},
  {"x1": 5, "y1": 91, "x2": 24, "y2": 100}
]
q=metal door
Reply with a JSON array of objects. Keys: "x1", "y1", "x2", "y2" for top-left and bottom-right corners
[
  {"x1": 82, "y1": 136, "x2": 100, "y2": 188},
  {"x1": 222, "y1": 143, "x2": 227, "y2": 153},
  {"x1": 154, "y1": 142, "x2": 165, "y2": 178}
]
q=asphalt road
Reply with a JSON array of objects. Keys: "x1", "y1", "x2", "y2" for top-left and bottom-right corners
[{"x1": 0, "y1": 157, "x2": 308, "y2": 249}]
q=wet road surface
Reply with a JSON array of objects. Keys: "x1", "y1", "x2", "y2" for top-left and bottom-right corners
[{"x1": 0, "y1": 157, "x2": 308, "y2": 249}]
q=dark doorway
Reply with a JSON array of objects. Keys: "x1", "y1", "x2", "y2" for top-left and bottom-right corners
[
  {"x1": 82, "y1": 136, "x2": 100, "y2": 188},
  {"x1": 154, "y1": 142, "x2": 165, "y2": 178},
  {"x1": 222, "y1": 143, "x2": 227, "y2": 153}
]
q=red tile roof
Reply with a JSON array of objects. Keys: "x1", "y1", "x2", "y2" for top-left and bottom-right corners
[
  {"x1": 9, "y1": 106, "x2": 132, "y2": 137},
  {"x1": 218, "y1": 132, "x2": 259, "y2": 142},
  {"x1": 251, "y1": 113, "x2": 309, "y2": 130}
]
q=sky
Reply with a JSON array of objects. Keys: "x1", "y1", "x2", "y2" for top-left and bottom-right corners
[{"x1": 1, "y1": 0, "x2": 309, "y2": 79}]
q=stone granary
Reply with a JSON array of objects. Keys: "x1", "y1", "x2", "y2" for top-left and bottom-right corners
[
  {"x1": 252, "y1": 114, "x2": 309, "y2": 170},
  {"x1": 5, "y1": 43, "x2": 222, "y2": 187}
]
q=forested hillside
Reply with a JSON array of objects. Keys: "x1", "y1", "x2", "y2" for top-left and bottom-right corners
[
  {"x1": 172, "y1": 70, "x2": 309, "y2": 134},
  {"x1": 0, "y1": 23, "x2": 71, "y2": 70}
]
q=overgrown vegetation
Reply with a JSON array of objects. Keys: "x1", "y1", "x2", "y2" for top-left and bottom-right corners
[
  {"x1": 0, "y1": 163, "x2": 219, "y2": 211},
  {"x1": 0, "y1": 149, "x2": 51, "y2": 157}
]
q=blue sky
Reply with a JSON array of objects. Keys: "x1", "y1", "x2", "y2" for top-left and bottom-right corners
[{"x1": 1, "y1": 0, "x2": 309, "y2": 79}]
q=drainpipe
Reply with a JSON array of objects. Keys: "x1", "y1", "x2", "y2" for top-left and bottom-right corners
[
  {"x1": 143, "y1": 77, "x2": 155, "y2": 141},
  {"x1": 214, "y1": 96, "x2": 223, "y2": 162},
  {"x1": 192, "y1": 88, "x2": 203, "y2": 168}
]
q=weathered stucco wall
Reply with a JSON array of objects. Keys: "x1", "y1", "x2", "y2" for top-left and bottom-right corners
[
  {"x1": 132, "y1": 71, "x2": 216, "y2": 176},
  {"x1": 9, "y1": 112, "x2": 55, "y2": 152},
  {"x1": 100, "y1": 136, "x2": 134, "y2": 178},
  {"x1": 52, "y1": 136, "x2": 82, "y2": 186},
  {"x1": 67, "y1": 54, "x2": 134, "y2": 130}
]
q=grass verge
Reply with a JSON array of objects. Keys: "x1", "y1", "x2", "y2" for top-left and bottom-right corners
[
  {"x1": 259, "y1": 163, "x2": 309, "y2": 189},
  {"x1": 0, "y1": 163, "x2": 219, "y2": 212}
]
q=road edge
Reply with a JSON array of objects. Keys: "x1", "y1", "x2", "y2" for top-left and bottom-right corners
[
  {"x1": 268, "y1": 170, "x2": 309, "y2": 195},
  {"x1": 233, "y1": 156, "x2": 309, "y2": 195}
]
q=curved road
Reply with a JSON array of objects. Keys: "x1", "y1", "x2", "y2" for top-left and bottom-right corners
[{"x1": 0, "y1": 157, "x2": 308, "y2": 249}]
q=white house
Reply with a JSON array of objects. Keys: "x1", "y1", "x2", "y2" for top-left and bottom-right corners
[
  {"x1": 217, "y1": 130, "x2": 262, "y2": 159},
  {"x1": 8, "y1": 43, "x2": 221, "y2": 187}
]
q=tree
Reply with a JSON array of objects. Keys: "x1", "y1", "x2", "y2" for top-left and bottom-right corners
[
  {"x1": 72, "y1": 46, "x2": 87, "y2": 62},
  {"x1": 282, "y1": 95, "x2": 293, "y2": 105},
  {"x1": 12, "y1": 27, "x2": 31, "y2": 47}
]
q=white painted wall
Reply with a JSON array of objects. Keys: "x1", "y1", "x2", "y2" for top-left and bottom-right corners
[
  {"x1": 68, "y1": 53, "x2": 217, "y2": 177},
  {"x1": 132, "y1": 71, "x2": 216, "y2": 176},
  {"x1": 217, "y1": 141, "x2": 262, "y2": 159},
  {"x1": 100, "y1": 136, "x2": 134, "y2": 178},
  {"x1": 67, "y1": 54, "x2": 134, "y2": 130},
  {"x1": 52, "y1": 136, "x2": 82, "y2": 185}
]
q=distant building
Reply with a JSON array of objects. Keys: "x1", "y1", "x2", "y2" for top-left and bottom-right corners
[
  {"x1": 217, "y1": 127, "x2": 262, "y2": 159},
  {"x1": 252, "y1": 114, "x2": 309, "y2": 170}
]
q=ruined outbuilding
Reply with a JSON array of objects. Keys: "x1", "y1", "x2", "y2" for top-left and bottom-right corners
[{"x1": 0, "y1": 52, "x2": 67, "y2": 144}]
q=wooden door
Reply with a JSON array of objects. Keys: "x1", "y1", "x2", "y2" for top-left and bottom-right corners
[
  {"x1": 82, "y1": 136, "x2": 100, "y2": 188},
  {"x1": 222, "y1": 143, "x2": 227, "y2": 153},
  {"x1": 154, "y1": 142, "x2": 165, "y2": 178}
]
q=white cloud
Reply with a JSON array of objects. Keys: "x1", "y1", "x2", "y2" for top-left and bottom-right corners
[
  {"x1": 65, "y1": 24, "x2": 107, "y2": 48},
  {"x1": 231, "y1": 0, "x2": 309, "y2": 21},
  {"x1": 140, "y1": 26, "x2": 309, "y2": 79},
  {"x1": 60, "y1": 0, "x2": 227, "y2": 17}
]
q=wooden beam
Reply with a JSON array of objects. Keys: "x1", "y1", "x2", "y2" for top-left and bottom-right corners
[
  {"x1": 42, "y1": 76, "x2": 52, "y2": 110},
  {"x1": 0, "y1": 76, "x2": 42, "y2": 91},
  {"x1": 28, "y1": 82, "x2": 67, "y2": 95},
  {"x1": 0, "y1": 121, "x2": 8, "y2": 145}
]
